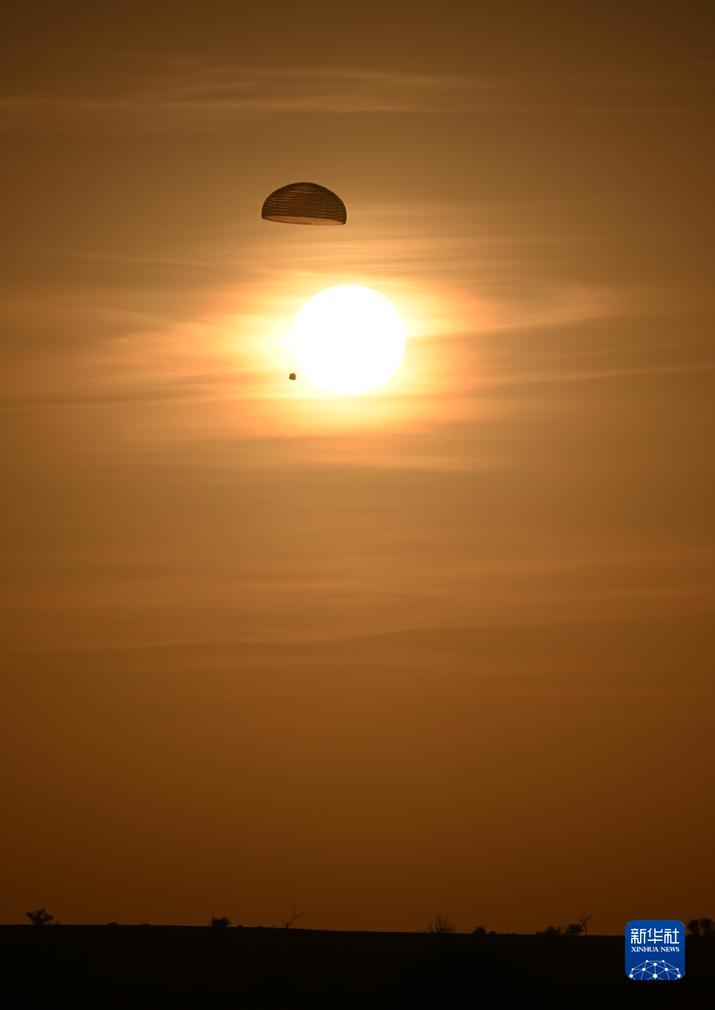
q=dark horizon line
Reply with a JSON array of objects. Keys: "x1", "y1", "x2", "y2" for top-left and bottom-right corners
[{"x1": 0, "y1": 922, "x2": 668, "y2": 938}]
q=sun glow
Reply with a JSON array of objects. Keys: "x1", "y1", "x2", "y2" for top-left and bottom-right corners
[{"x1": 291, "y1": 285, "x2": 406, "y2": 395}]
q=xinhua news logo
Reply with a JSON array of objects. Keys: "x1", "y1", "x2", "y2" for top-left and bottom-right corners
[{"x1": 625, "y1": 920, "x2": 685, "y2": 980}]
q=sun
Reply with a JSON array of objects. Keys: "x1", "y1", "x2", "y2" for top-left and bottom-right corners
[{"x1": 291, "y1": 285, "x2": 406, "y2": 395}]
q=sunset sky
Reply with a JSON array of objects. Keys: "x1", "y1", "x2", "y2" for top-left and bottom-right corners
[{"x1": 2, "y1": 3, "x2": 714, "y2": 933}]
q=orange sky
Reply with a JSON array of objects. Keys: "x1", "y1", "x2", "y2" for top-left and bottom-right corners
[{"x1": 2, "y1": 3, "x2": 714, "y2": 933}]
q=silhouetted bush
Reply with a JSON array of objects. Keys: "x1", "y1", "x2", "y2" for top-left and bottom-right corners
[
  {"x1": 426, "y1": 913, "x2": 454, "y2": 934},
  {"x1": 276, "y1": 908, "x2": 305, "y2": 929},
  {"x1": 210, "y1": 916, "x2": 231, "y2": 928},
  {"x1": 539, "y1": 920, "x2": 590, "y2": 937},
  {"x1": 26, "y1": 907, "x2": 54, "y2": 926}
]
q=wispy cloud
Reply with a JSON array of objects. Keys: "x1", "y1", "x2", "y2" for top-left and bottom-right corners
[
  {"x1": 0, "y1": 65, "x2": 502, "y2": 130},
  {"x1": 2, "y1": 53, "x2": 711, "y2": 134}
]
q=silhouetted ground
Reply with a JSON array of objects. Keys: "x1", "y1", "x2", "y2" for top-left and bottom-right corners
[{"x1": 1, "y1": 925, "x2": 712, "y2": 1008}]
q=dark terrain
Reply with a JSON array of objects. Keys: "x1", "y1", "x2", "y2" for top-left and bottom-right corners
[{"x1": 1, "y1": 925, "x2": 712, "y2": 1008}]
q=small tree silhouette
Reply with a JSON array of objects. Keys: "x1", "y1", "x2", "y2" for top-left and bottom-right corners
[
  {"x1": 578, "y1": 913, "x2": 592, "y2": 936},
  {"x1": 565, "y1": 923, "x2": 583, "y2": 936},
  {"x1": 542, "y1": 925, "x2": 563, "y2": 936},
  {"x1": 27, "y1": 908, "x2": 54, "y2": 927},
  {"x1": 275, "y1": 907, "x2": 305, "y2": 929},
  {"x1": 210, "y1": 916, "x2": 231, "y2": 928},
  {"x1": 427, "y1": 913, "x2": 454, "y2": 934}
]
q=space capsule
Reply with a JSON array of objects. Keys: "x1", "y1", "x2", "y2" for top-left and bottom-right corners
[{"x1": 261, "y1": 182, "x2": 346, "y2": 226}]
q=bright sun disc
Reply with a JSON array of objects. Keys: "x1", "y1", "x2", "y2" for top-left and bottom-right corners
[{"x1": 292, "y1": 285, "x2": 406, "y2": 394}]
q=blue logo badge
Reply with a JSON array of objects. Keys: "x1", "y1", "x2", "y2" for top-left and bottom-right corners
[{"x1": 625, "y1": 920, "x2": 685, "y2": 980}]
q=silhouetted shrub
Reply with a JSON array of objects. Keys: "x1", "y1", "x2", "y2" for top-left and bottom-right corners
[
  {"x1": 26, "y1": 908, "x2": 54, "y2": 927},
  {"x1": 427, "y1": 913, "x2": 454, "y2": 934},
  {"x1": 276, "y1": 908, "x2": 305, "y2": 929}
]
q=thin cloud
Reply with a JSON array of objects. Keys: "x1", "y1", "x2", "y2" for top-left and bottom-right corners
[
  {"x1": 2, "y1": 56, "x2": 711, "y2": 133},
  {"x1": 0, "y1": 65, "x2": 503, "y2": 130}
]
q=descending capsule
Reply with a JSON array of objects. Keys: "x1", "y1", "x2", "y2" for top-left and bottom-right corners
[{"x1": 261, "y1": 182, "x2": 347, "y2": 226}]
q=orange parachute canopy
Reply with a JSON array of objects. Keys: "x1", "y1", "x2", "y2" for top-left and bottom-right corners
[{"x1": 261, "y1": 182, "x2": 346, "y2": 226}]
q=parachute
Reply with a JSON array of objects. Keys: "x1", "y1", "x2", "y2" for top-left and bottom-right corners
[{"x1": 261, "y1": 182, "x2": 346, "y2": 226}]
